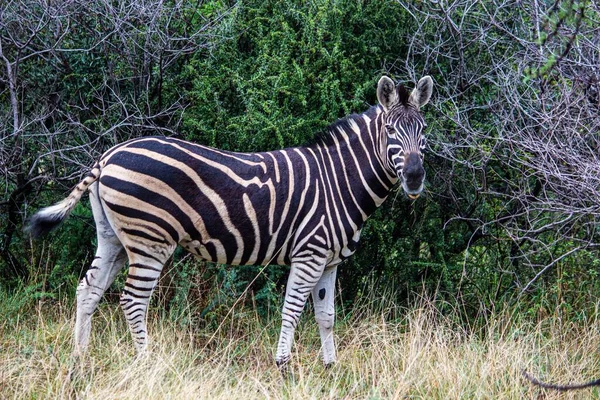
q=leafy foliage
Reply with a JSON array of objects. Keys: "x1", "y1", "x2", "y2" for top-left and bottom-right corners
[{"x1": 181, "y1": 0, "x2": 412, "y2": 151}]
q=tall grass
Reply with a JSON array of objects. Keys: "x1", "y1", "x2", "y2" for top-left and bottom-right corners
[{"x1": 1, "y1": 287, "x2": 600, "y2": 399}]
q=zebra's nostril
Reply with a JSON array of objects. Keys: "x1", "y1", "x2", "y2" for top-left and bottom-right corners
[
  {"x1": 406, "y1": 177, "x2": 423, "y2": 190},
  {"x1": 404, "y1": 167, "x2": 424, "y2": 182}
]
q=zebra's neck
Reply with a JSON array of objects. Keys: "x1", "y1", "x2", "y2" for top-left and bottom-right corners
[{"x1": 309, "y1": 106, "x2": 398, "y2": 222}]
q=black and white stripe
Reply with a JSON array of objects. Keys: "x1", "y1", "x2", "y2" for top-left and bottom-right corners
[{"x1": 26, "y1": 75, "x2": 433, "y2": 367}]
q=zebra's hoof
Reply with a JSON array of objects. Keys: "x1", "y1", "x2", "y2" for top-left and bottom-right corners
[
  {"x1": 275, "y1": 357, "x2": 292, "y2": 378},
  {"x1": 276, "y1": 358, "x2": 289, "y2": 369}
]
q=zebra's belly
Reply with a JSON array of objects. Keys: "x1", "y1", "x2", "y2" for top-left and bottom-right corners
[{"x1": 179, "y1": 233, "x2": 293, "y2": 266}]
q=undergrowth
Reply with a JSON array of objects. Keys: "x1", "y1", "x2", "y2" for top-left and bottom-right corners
[{"x1": 1, "y1": 287, "x2": 600, "y2": 399}]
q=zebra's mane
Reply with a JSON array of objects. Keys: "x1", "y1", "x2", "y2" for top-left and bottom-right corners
[
  {"x1": 311, "y1": 85, "x2": 415, "y2": 148},
  {"x1": 396, "y1": 84, "x2": 410, "y2": 106},
  {"x1": 312, "y1": 105, "x2": 380, "y2": 148}
]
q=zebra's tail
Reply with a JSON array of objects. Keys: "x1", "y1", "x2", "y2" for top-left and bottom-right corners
[{"x1": 25, "y1": 162, "x2": 102, "y2": 238}]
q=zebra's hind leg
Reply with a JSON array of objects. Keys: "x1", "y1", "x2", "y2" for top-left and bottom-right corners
[
  {"x1": 74, "y1": 236, "x2": 126, "y2": 356},
  {"x1": 312, "y1": 266, "x2": 337, "y2": 367},
  {"x1": 74, "y1": 183, "x2": 127, "y2": 357},
  {"x1": 275, "y1": 258, "x2": 326, "y2": 368},
  {"x1": 120, "y1": 247, "x2": 173, "y2": 354}
]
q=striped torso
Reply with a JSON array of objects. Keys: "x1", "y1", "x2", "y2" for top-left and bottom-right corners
[{"x1": 97, "y1": 106, "x2": 397, "y2": 267}]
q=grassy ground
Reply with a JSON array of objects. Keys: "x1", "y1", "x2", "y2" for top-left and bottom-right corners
[{"x1": 1, "y1": 291, "x2": 600, "y2": 399}]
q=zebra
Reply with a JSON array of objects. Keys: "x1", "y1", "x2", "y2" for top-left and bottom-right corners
[{"x1": 26, "y1": 75, "x2": 433, "y2": 367}]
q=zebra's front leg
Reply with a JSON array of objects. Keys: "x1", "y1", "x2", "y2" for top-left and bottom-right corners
[
  {"x1": 275, "y1": 259, "x2": 326, "y2": 368},
  {"x1": 312, "y1": 266, "x2": 337, "y2": 366}
]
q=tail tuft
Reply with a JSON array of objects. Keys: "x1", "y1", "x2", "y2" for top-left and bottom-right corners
[
  {"x1": 24, "y1": 199, "x2": 73, "y2": 238},
  {"x1": 25, "y1": 162, "x2": 101, "y2": 239}
]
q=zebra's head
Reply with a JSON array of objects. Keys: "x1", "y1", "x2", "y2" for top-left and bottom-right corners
[{"x1": 377, "y1": 75, "x2": 433, "y2": 199}]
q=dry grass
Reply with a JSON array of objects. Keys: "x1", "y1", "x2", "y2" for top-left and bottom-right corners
[{"x1": 1, "y1": 293, "x2": 600, "y2": 399}]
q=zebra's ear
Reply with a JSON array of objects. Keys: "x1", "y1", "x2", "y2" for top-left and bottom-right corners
[
  {"x1": 409, "y1": 76, "x2": 433, "y2": 109},
  {"x1": 377, "y1": 76, "x2": 398, "y2": 112}
]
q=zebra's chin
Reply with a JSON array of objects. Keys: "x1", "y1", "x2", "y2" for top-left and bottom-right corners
[{"x1": 402, "y1": 181, "x2": 424, "y2": 200}]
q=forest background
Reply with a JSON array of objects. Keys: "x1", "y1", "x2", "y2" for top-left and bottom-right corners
[{"x1": 1, "y1": 0, "x2": 599, "y2": 338}]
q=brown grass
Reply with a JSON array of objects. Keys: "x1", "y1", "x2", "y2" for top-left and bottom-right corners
[{"x1": 1, "y1": 293, "x2": 600, "y2": 399}]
